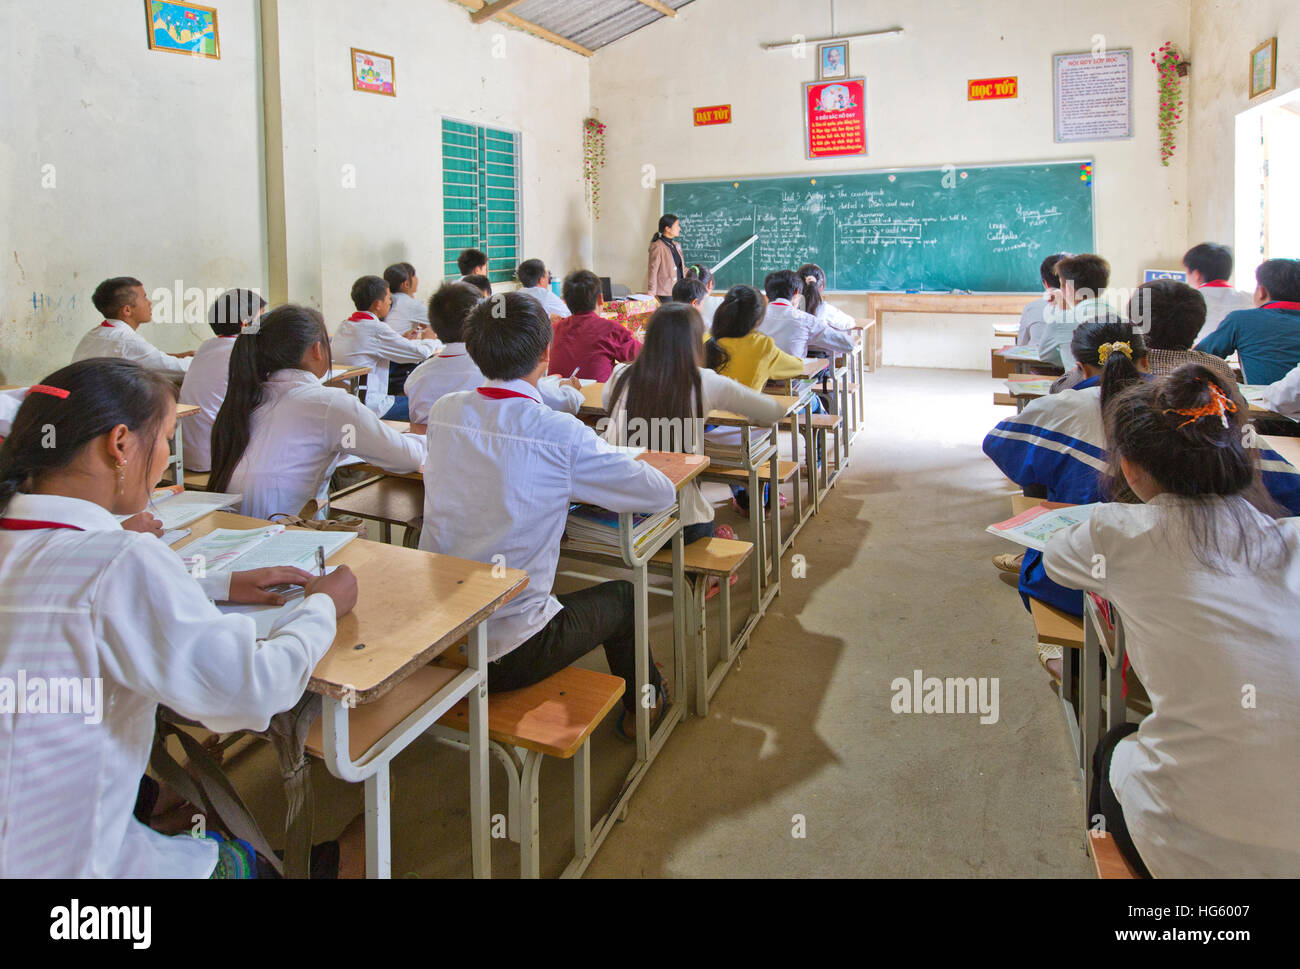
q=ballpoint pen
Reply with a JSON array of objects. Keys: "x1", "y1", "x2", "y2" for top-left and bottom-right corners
[{"x1": 316, "y1": 545, "x2": 326, "y2": 578}]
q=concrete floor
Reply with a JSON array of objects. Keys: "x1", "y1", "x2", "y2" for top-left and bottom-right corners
[{"x1": 226, "y1": 367, "x2": 1093, "y2": 877}]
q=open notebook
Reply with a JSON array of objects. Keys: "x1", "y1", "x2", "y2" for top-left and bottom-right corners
[
  {"x1": 987, "y1": 503, "x2": 1099, "y2": 552},
  {"x1": 117, "y1": 486, "x2": 242, "y2": 530},
  {"x1": 178, "y1": 525, "x2": 356, "y2": 574}
]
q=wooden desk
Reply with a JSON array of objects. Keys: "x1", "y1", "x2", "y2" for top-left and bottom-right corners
[
  {"x1": 325, "y1": 366, "x2": 372, "y2": 398},
  {"x1": 579, "y1": 382, "x2": 800, "y2": 427},
  {"x1": 176, "y1": 512, "x2": 528, "y2": 878},
  {"x1": 1263, "y1": 435, "x2": 1300, "y2": 466},
  {"x1": 865, "y1": 292, "x2": 1035, "y2": 370}
]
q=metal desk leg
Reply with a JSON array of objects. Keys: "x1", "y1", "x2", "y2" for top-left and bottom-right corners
[
  {"x1": 573, "y1": 742, "x2": 591, "y2": 862},
  {"x1": 467, "y1": 623, "x2": 491, "y2": 878},
  {"x1": 767, "y1": 447, "x2": 782, "y2": 597},
  {"x1": 174, "y1": 420, "x2": 186, "y2": 490},
  {"x1": 803, "y1": 399, "x2": 819, "y2": 516},
  {"x1": 748, "y1": 462, "x2": 762, "y2": 616},
  {"x1": 364, "y1": 766, "x2": 392, "y2": 879},
  {"x1": 634, "y1": 561, "x2": 651, "y2": 763}
]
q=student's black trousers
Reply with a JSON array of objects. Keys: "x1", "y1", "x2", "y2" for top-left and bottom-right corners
[
  {"x1": 488, "y1": 580, "x2": 663, "y2": 712},
  {"x1": 1088, "y1": 723, "x2": 1153, "y2": 879}
]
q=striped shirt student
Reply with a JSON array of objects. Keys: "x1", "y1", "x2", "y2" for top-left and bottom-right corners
[{"x1": 0, "y1": 360, "x2": 356, "y2": 878}]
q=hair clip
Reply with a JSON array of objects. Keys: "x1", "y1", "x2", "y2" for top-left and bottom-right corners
[
  {"x1": 28, "y1": 385, "x2": 70, "y2": 400},
  {"x1": 1164, "y1": 380, "x2": 1236, "y2": 430},
  {"x1": 1096, "y1": 341, "x2": 1132, "y2": 366}
]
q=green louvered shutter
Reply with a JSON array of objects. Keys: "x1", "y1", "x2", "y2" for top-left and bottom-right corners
[{"x1": 442, "y1": 119, "x2": 520, "y2": 283}]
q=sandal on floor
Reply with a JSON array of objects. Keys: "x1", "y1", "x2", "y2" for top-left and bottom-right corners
[
  {"x1": 705, "y1": 574, "x2": 740, "y2": 601},
  {"x1": 714, "y1": 525, "x2": 737, "y2": 541},
  {"x1": 1037, "y1": 643, "x2": 1063, "y2": 683},
  {"x1": 614, "y1": 698, "x2": 671, "y2": 743},
  {"x1": 731, "y1": 497, "x2": 750, "y2": 519}
]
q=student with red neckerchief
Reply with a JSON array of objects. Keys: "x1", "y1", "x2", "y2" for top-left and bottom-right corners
[
  {"x1": 1196, "y1": 258, "x2": 1300, "y2": 385},
  {"x1": 1182, "y1": 243, "x2": 1254, "y2": 344}
]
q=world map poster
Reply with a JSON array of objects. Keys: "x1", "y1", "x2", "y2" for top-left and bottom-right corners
[{"x1": 146, "y1": 1, "x2": 220, "y2": 59}]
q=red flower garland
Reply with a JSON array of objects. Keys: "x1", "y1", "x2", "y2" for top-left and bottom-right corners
[{"x1": 1150, "y1": 42, "x2": 1187, "y2": 166}]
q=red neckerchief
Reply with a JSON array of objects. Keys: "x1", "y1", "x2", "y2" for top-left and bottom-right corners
[
  {"x1": 0, "y1": 520, "x2": 84, "y2": 532},
  {"x1": 770, "y1": 299, "x2": 792, "y2": 308},
  {"x1": 438, "y1": 353, "x2": 466, "y2": 359},
  {"x1": 476, "y1": 387, "x2": 534, "y2": 401},
  {"x1": 348, "y1": 312, "x2": 377, "y2": 323},
  {"x1": 1263, "y1": 302, "x2": 1300, "y2": 312},
  {"x1": 1200, "y1": 280, "x2": 1233, "y2": 289},
  {"x1": 100, "y1": 320, "x2": 119, "y2": 328}
]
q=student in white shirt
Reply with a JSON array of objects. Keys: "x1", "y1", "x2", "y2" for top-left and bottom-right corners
[
  {"x1": 1260, "y1": 359, "x2": 1300, "y2": 419},
  {"x1": 603, "y1": 302, "x2": 785, "y2": 559},
  {"x1": 179, "y1": 289, "x2": 266, "y2": 472},
  {"x1": 455, "y1": 248, "x2": 489, "y2": 282},
  {"x1": 331, "y1": 275, "x2": 439, "y2": 421},
  {"x1": 516, "y1": 258, "x2": 571, "y2": 317},
  {"x1": 404, "y1": 283, "x2": 582, "y2": 425},
  {"x1": 1015, "y1": 253, "x2": 1069, "y2": 347},
  {"x1": 462, "y1": 274, "x2": 493, "y2": 297},
  {"x1": 420, "y1": 293, "x2": 677, "y2": 740},
  {"x1": 796, "y1": 263, "x2": 858, "y2": 333},
  {"x1": 0, "y1": 358, "x2": 359, "y2": 878},
  {"x1": 671, "y1": 275, "x2": 710, "y2": 318},
  {"x1": 680, "y1": 265, "x2": 721, "y2": 330},
  {"x1": 209, "y1": 305, "x2": 426, "y2": 521},
  {"x1": 1037, "y1": 254, "x2": 1113, "y2": 373},
  {"x1": 759, "y1": 270, "x2": 855, "y2": 360},
  {"x1": 382, "y1": 262, "x2": 431, "y2": 335},
  {"x1": 1043, "y1": 365, "x2": 1300, "y2": 878},
  {"x1": 1183, "y1": 243, "x2": 1254, "y2": 344},
  {"x1": 72, "y1": 276, "x2": 192, "y2": 380},
  {"x1": 0, "y1": 387, "x2": 26, "y2": 439}
]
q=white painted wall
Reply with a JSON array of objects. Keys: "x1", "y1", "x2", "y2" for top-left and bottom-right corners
[
  {"x1": 0, "y1": 0, "x2": 268, "y2": 385},
  {"x1": 1187, "y1": 0, "x2": 1300, "y2": 276},
  {"x1": 590, "y1": 0, "x2": 1193, "y2": 368},
  {"x1": 0, "y1": 0, "x2": 591, "y2": 384}
]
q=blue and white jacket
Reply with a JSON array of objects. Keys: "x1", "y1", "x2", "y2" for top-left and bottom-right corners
[{"x1": 985, "y1": 377, "x2": 1300, "y2": 616}]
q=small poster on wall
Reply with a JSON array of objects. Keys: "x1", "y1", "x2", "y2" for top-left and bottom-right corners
[
  {"x1": 352, "y1": 48, "x2": 396, "y2": 97},
  {"x1": 804, "y1": 78, "x2": 867, "y2": 159},
  {"x1": 1053, "y1": 50, "x2": 1133, "y2": 143},
  {"x1": 145, "y1": 1, "x2": 220, "y2": 59}
]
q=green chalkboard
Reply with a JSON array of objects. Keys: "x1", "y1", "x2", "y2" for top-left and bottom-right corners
[{"x1": 661, "y1": 161, "x2": 1096, "y2": 292}]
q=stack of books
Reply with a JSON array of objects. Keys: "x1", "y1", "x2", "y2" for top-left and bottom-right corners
[{"x1": 564, "y1": 504, "x2": 675, "y2": 556}]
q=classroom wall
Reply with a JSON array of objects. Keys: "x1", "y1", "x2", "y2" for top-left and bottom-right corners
[
  {"x1": 1187, "y1": 0, "x2": 1300, "y2": 268},
  {"x1": 281, "y1": 0, "x2": 592, "y2": 328},
  {"x1": 589, "y1": 0, "x2": 1194, "y2": 368},
  {"x1": 0, "y1": 0, "x2": 592, "y2": 384},
  {"x1": 0, "y1": 0, "x2": 269, "y2": 384}
]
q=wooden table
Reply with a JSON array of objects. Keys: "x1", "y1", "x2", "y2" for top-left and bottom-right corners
[
  {"x1": 325, "y1": 365, "x2": 372, "y2": 398},
  {"x1": 1263, "y1": 435, "x2": 1300, "y2": 466},
  {"x1": 865, "y1": 292, "x2": 1035, "y2": 370},
  {"x1": 174, "y1": 511, "x2": 528, "y2": 878}
]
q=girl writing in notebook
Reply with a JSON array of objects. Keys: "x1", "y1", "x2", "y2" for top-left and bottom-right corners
[
  {"x1": 210, "y1": 305, "x2": 426, "y2": 521},
  {"x1": 1044, "y1": 365, "x2": 1300, "y2": 877},
  {"x1": 0, "y1": 359, "x2": 359, "y2": 878}
]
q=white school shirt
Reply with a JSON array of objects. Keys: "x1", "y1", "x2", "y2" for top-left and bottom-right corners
[
  {"x1": 225, "y1": 369, "x2": 426, "y2": 520},
  {"x1": 0, "y1": 493, "x2": 336, "y2": 879},
  {"x1": 1260, "y1": 360, "x2": 1300, "y2": 419},
  {"x1": 72, "y1": 320, "x2": 191, "y2": 378},
  {"x1": 178, "y1": 335, "x2": 237, "y2": 472},
  {"x1": 403, "y1": 343, "x2": 582, "y2": 425},
  {"x1": 419, "y1": 378, "x2": 676, "y2": 661},
  {"x1": 1043, "y1": 497, "x2": 1300, "y2": 877},
  {"x1": 760, "y1": 300, "x2": 855, "y2": 358},
  {"x1": 812, "y1": 301, "x2": 857, "y2": 332},
  {"x1": 1036, "y1": 298, "x2": 1110, "y2": 372},
  {"x1": 1194, "y1": 283, "x2": 1255, "y2": 345},
  {"x1": 1017, "y1": 296, "x2": 1050, "y2": 347},
  {"x1": 384, "y1": 292, "x2": 429, "y2": 333},
  {"x1": 519, "y1": 285, "x2": 571, "y2": 318},
  {"x1": 0, "y1": 388, "x2": 27, "y2": 438},
  {"x1": 699, "y1": 294, "x2": 723, "y2": 332},
  {"x1": 330, "y1": 312, "x2": 439, "y2": 418},
  {"x1": 602, "y1": 364, "x2": 787, "y2": 526}
]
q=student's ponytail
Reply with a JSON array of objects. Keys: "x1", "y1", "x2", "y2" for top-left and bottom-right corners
[
  {"x1": 209, "y1": 305, "x2": 332, "y2": 493},
  {"x1": 1069, "y1": 312, "x2": 1147, "y2": 409},
  {"x1": 796, "y1": 263, "x2": 827, "y2": 317},
  {"x1": 0, "y1": 360, "x2": 176, "y2": 516}
]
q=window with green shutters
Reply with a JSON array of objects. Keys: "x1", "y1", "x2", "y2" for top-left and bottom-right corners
[{"x1": 442, "y1": 119, "x2": 521, "y2": 283}]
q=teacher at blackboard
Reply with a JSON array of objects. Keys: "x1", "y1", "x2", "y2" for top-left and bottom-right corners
[{"x1": 647, "y1": 214, "x2": 685, "y2": 302}]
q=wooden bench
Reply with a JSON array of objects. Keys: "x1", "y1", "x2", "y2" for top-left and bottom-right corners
[
  {"x1": 650, "y1": 537, "x2": 755, "y2": 716},
  {"x1": 1087, "y1": 831, "x2": 1140, "y2": 879},
  {"x1": 993, "y1": 392, "x2": 1018, "y2": 408},
  {"x1": 161, "y1": 469, "x2": 212, "y2": 491},
  {"x1": 328, "y1": 476, "x2": 424, "y2": 547},
  {"x1": 703, "y1": 460, "x2": 804, "y2": 556},
  {"x1": 308, "y1": 663, "x2": 624, "y2": 878}
]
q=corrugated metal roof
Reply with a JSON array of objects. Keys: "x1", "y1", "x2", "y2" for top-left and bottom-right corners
[{"x1": 509, "y1": 0, "x2": 695, "y2": 52}]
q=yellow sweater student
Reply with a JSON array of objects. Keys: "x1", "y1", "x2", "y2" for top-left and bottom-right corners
[{"x1": 706, "y1": 285, "x2": 804, "y2": 389}]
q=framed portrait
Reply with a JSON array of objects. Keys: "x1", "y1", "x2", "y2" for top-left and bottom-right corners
[
  {"x1": 145, "y1": 1, "x2": 220, "y2": 60},
  {"x1": 818, "y1": 42, "x2": 849, "y2": 81},
  {"x1": 352, "y1": 48, "x2": 396, "y2": 97},
  {"x1": 1250, "y1": 38, "x2": 1277, "y2": 99}
]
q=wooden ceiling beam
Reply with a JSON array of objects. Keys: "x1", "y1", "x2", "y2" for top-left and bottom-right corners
[
  {"x1": 450, "y1": 0, "x2": 595, "y2": 57},
  {"x1": 633, "y1": 0, "x2": 677, "y2": 16},
  {"x1": 471, "y1": 0, "x2": 527, "y2": 24}
]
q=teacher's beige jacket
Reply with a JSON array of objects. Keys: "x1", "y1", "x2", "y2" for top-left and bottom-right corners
[{"x1": 646, "y1": 238, "x2": 684, "y2": 298}]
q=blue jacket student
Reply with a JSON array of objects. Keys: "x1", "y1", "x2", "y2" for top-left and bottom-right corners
[
  {"x1": 1196, "y1": 302, "x2": 1300, "y2": 385},
  {"x1": 984, "y1": 377, "x2": 1107, "y2": 616}
]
